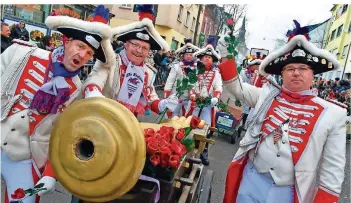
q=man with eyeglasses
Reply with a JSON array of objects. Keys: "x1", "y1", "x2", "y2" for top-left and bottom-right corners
[
  {"x1": 83, "y1": 6, "x2": 177, "y2": 117},
  {"x1": 218, "y1": 20, "x2": 346, "y2": 203},
  {"x1": 0, "y1": 5, "x2": 113, "y2": 203}
]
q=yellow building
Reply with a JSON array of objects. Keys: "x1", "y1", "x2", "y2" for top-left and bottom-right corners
[
  {"x1": 108, "y1": 4, "x2": 204, "y2": 50},
  {"x1": 324, "y1": 4, "x2": 351, "y2": 79}
]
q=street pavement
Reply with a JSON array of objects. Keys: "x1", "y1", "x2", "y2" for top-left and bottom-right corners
[{"x1": 2, "y1": 98, "x2": 350, "y2": 203}]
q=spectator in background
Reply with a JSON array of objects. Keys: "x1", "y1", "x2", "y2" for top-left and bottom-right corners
[
  {"x1": 153, "y1": 50, "x2": 163, "y2": 69},
  {"x1": 44, "y1": 36, "x2": 56, "y2": 52},
  {"x1": 145, "y1": 50, "x2": 155, "y2": 66},
  {"x1": 160, "y1": 51, "x2": 171, "y2": 85},
  {"x1": 35, "y1": 35, "x2": 45, "y2": 49},
  {"x1": 10, "y1": 20, "x2": 29, "y2": 41},
  {"x1": 1, "y1": 22, "x2": 12, "y2": 53},
  {"x1": 111, "y1": 39, "x2": 124, "y2": 54}
]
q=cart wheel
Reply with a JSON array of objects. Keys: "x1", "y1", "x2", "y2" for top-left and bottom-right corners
[
  {"x1": 198, "y1": 170, "x2": 213, "y2": 203},
  {"x1": 230, "y1": 131, "x2": 238, "y2": 144}
]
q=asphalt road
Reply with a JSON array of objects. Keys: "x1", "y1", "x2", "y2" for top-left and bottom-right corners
[{"x1": 2, "y1": 102, "x2": 350, "y2": 203}]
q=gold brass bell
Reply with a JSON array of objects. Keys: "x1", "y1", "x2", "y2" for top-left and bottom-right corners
[{"x1": 50, "y1": 97, "x2": 146, "y2": 202}]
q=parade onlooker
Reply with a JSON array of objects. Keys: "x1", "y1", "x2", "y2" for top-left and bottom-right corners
[
  {"x1": 44, "y1": 36, "x2": 56, "y2": 52},
  {"x1": 1, "y1": 22, "x2": 12, "y2": 53},
  {"x1": 10, "y1": 20, "x2": 29, "y2": 41}
]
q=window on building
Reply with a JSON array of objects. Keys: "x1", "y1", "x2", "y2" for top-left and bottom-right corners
[
  {"x1": 171, "y1": 39, "x2": 179, "y2": 50},
  {"x1": 342, "y1": 45, "x2": 349, "y2": 58},
  {"x1": 4, "y1": 5, "x2": 47, "y2": 23},
  {"x1": 120, "y1": 4, "x2": 132, "y2": 8},
  {"x1": 336, "y1": 24, "x2": 343, "y2": 37},
  {"x1": 191, "y1": 17, "x2": 196, "y2": 31},
  {"x1": 185, "y1": 11, "x2": 190, "y2": 27},
  {"x1": 177, "y1": 5, "x2": 183, "y2": 21},
  {"x1": 203, "y1": 18, "x2": 207, "y2": 33},
  {"x1": 330, "y1": 29, "x2": 336, "y2": 41},
  {"x1": 342, "y1": 4, "x2": 348, "y2": 14},
  {"x1": 332, "y1": 48, "x2": 338, "y2": 56},
  {"x1": 208, "y1": 22, "x2": 212, "y2": 35},
  {"x1": 336, "y1": 7, "x2": 343, "y2": 19}
]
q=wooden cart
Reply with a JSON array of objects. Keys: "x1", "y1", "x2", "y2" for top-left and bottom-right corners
[{"x1": 71, "y1": 125, "x2": 215, "y2": 203}]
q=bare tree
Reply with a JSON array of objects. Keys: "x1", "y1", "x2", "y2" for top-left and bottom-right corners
[{"x1": 214, "y1": 4, "x2": 247, "y2": 36}]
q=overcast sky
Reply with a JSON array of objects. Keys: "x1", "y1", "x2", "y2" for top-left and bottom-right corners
[{"x1": 245, "y1": 4, "x2": 334, "y2": 52}]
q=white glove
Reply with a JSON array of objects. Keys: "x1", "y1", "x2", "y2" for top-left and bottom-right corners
[
  {"x1": 211, "y1": 97, "x2": 219, "y2": 106},
  {"x1": 84, "y1": 88, "x2": 104, "y2": 98},
  {"x1": 167, "y1": 94, "x2": 180, "y2": 112},
  {"x1": 35, "y1": 176, "x2": 56, "y2": 196},
  {"x1": 158, "y1": 99, "x2": 168, "y2": 112},
  {"x1": 217, "y1": 34, "x2": 230, "y2": 58},
  {"x1": 158, "y1": 95, "x2": 180, "y2": 112}
]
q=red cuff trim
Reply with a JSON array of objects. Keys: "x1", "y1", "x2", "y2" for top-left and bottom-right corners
[
  {"x1": 83, "y1": 84, "x2": 102, "y2": 98},
  {"x1": 151, "y1": 100, "x2": 161, "y2": 114},
  {"x1": 213, "y1": 91, "x2": 221, "y2": 98},
  {"x1": 42, "y1": 160, "x2": 55, "y2": 178},
  {"x1": 164, "y1": 90, "x2": 171, "y2": 98},
  {"x1": 218, "y1": 59, "x2": 238, "y2": 81},
  {"x1": 314, "y1": 187, "x2": 339, "y2": 203}
]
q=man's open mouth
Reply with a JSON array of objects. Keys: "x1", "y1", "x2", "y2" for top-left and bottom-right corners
[
  {"x1": 73, "y1": 59, "x2": 80, "y2": 65},
  {"x1": 133, "y1": 53, "x2": 142, "y2": 58}
]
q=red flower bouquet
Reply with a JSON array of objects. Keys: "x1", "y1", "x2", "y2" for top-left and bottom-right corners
[{"x1": 142, "y1": 125, "x2": 189, "y2": 181}]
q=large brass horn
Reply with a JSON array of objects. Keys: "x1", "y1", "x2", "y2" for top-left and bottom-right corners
[{"x1": 49, "y1": 97, "x2": 146, "y2": 202}]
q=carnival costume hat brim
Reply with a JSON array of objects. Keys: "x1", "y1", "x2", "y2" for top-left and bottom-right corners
[
  {"x1": 45, "y1": 7, "x2": 113, "y2": 64},
  {"x1": 259, "y1": 21, "x2": 340, "y2": 76},
  {"x1": 193, "y1": 44, "x2": 221, "y2": 62},
  {"x1": 247, "y1": 48, "x2": 269, "y2": 66},
  {"x1": 112, "y1": 18, "x2": 169, "y2": 51},
  {"x1": 175, "y1": 38, "x2": 200, "y2": 55}
]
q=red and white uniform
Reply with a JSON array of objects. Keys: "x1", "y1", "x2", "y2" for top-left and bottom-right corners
[
  {"x1": 164, "y1": 61, "x2": 197, "y2": 117},
  {"x1": 219, "y1": 59, "x2": 346, "y2": 203},
  {"x1": 82, "y1": 53, "x2": 162, "y2": 116},
  {"x1": 188, "y1": 67, "x2": 222, "y2": 127},
  {"x1": 1, "y1": 41, "x2": 81, "y2": 203}
]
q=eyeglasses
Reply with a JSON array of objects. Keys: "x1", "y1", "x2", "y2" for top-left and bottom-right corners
[
  {"x1": 128, "y1": 41, "x2": 150, "y2": 53},
  {"x1": 283, "y1": 66, "x2": 311, "y2": 74}
]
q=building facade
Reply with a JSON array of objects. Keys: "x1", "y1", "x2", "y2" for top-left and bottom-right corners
[
  {"x1": 109, "y1": 4, "x2": 204, "y2": 50},
  {"x1": 199, "y1": 4, "x2": 221, "y2": 47},
  {"x1": 324, "y1": 4, "x2": 351, "y2": 79},
  {"x1": 1, "y1": 4, "x2": 114, "y2": 46}
]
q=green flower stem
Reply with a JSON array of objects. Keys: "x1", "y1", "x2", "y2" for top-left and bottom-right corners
[{"x1": 154, "y1": 107, "x2": 168, "y2": 124}]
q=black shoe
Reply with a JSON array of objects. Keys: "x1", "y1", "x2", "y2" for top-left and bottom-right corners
[{"x1": 200, "y1": 152, "x2": 210, "y2": 166}]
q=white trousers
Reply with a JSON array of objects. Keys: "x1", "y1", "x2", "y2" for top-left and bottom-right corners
[
  {"x1": 171, "y1": 101, "x2": 187, "y2": 117},
  {"x1": 237, "y1": 160, "x2": 294, "y2": 203},
  {"x1": 1, "y1": 151, "x2": 36, "y2": 203},
  {"x1": 192, "y1": 106, "x2": 212, "y2": 126}
]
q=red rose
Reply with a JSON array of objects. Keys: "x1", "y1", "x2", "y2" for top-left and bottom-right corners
[
  {"x1": 147, "y1": 142, "x2": 159, "y2": 155},
  {"x1": 176, "y1": 131, "x2": 185, "y2": 141},
  {"x1": 144, "y1": 128, "x2": 155, "y2": 138},
  {"x1": 160, "y1": 156, "x2": 169, "y2": 168},
  {"x1": 150, "y1": 154, "x2": 160, "y2": 166},
  {"x1": 179, "y1": 144, "x2": 187, "y2": 157},
  {"x1": 226, "y1": 18, "x2": 234, "y2": 25},
  {"x1": 146, "y1": 137, "x2": 158, "y2": 144},
  {"x1": 11, "y1": 188, "x2": 25, "y2": 199},
  {"x1": 170, "y1": 139, "x2": 183, "y2": 156},
  {"x1": 160, "y1": 146, "x2": 172, "y2": 157},
  {"x1": 190, "y1": 116, "x2": 201, "y2": 129},
  {"x1": 168, "y1": 155, "x2": 180, "y2": 169},
  {"x1": 159, "y1": 139, "x2": 170, "y2": 148}
]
